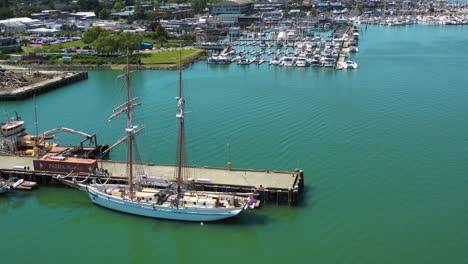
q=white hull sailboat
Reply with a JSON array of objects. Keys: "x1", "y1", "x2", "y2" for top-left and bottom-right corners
[
  {"x1": 85, "y1": 52, "x2": 254, "y2": 222},
  {"x1": 87, "y1": 184, "x2": 248, "y2": 221}
]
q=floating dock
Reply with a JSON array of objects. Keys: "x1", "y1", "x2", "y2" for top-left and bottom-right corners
[{"x1": 0, "y1": 155, "x2": 304, "y2": 206}]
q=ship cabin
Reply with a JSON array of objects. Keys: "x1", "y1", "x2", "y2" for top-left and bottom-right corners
[{"x1": 181, "y1": 196, "x2": 217, "y2": 209}]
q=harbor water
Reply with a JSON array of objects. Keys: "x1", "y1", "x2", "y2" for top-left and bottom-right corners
[{"x1": 2, "y1": 25, "x2": 468, "y2": 263}]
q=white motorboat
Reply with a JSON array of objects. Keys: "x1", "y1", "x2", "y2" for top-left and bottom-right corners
[
  {"x1": 280, "y1": 56, "x2": 295, "y2": 67},
  {"x1": 295, "y1": 56, "x2": 309, "y2": 67},
  {"x1": 269, "y1": 56, "x2": 280, "y2": 65},
  {"x1": 237, "y1": 57, "x2": 250, "y2": 65},
  {"x1": 344, "y1": 60, "x2": 358, "y2": 69}
]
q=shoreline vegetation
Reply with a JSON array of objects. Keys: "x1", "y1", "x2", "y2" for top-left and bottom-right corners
[
  {"x1": 3, "y1": 25, "x2": 204, "y2": 70},
  {"x1": 3, "y1": 48, "x2": 207, "y2": 70}
]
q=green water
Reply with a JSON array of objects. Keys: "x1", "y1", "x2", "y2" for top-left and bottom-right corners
[{"x1": 2, "y1": 25, "x2": 468, "y2": 264}]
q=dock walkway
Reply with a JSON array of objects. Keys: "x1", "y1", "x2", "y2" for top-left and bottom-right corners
[{"x1": 0, "y1": 155, "x2": 304, "y2": 205}]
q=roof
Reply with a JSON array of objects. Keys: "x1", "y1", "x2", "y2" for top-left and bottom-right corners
[
  {"x1": 0, "y1": 17, "x2": 34, "y2": 24},
  {"x1": 232, "y1": 0, "x2": 252, "y2": 3},
  {"x1": 28, "y1": 28, "x2": 59, "y2": 33},
  {"x1": 217, "y1": 0, "x2": 252, "y2": 4},
  {"x1": 75, "y1": 12, "x2": 96, "y2": 18},
  {"x1": 111, "y1": 11, "x2": 134, "y2": 17},
  {"x1": 0, "y1": 21, "x2": 25, "y2": 27}
]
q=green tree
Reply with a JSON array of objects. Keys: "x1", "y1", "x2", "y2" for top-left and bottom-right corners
[
  {"x1": 94, "y1": 34, "x2": 118, "y2": 55},
  {"x1": 114, "y1": 1, "x2": 124, "y2": 10},
  {"x1": 99, "y1": 8, "x2": 111, "y2": 19},
  {"x1": 0, "y1": 7, "x2": 13, "y2": 19},
  {"x1": 125, "y1": 0, "x2": 135, "y2": 6},
  {"x1": 83, "y1": 27, "x2": 108, "y2": 44},
  {"x1": 78, "y1": 0, "x2": 99, "y2": 11},
  {"x1": 191, "y1": 0, "x2": 208, "y2": 14},
  {"x1": 132, "y1": 0, "x2": 146, "y2": 20},
  {"x1": 117, "y1": 32, "x2": 143, "y2": 53}
]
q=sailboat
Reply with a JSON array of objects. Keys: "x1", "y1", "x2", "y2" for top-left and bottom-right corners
[{"x1": 85, "y1": 53, "x2": 254, "y2": 222}]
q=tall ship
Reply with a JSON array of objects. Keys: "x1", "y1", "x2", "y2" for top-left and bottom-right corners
[{"x1": 85, "y1": 53, "x2": 255, "y2": 222}]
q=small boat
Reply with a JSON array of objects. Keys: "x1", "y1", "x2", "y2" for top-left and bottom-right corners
[
  {"x1": 0, "y1": 178, "x2": 25, "y2": 194},
  {"x1": 321, "y1": 55, "x2": 336, "y2": 67},
  {"x1": 269, "y1": 56, "x2": 280, "y2": 65},
  {"x1": 311, "y1": 55, "x2": 321, "y2": 67},
  {"x1": 349, "y1": 46, "x2": 359, "y2": 53},
  {"x1": 237, "y1": 57, "x2": 250, "y2": 65},
  {"x1": 344, "y1": 60, "x2": 358, "y2": 69},
  {"x1": 295, "y1": 56, "x2": 309, "y2": 67},
  {"x1": 251, "y1": 56, "x2": 260, "y2": 63},
  {"x1": 280, "y1": 56, "x2": 295, "y2": 67}
]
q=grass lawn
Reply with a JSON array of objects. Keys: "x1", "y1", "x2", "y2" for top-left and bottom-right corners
[{"x1": 140, "y1": 49, "x2": 204, "y2": 65}]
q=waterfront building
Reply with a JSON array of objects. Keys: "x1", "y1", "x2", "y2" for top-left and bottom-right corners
[{"x1": 212, "y1": 0, "x2": 253, "y2": 15}]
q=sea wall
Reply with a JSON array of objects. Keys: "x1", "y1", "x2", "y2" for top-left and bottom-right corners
[{"x1": 0, "y1": 71, "x2": 88, "y2": 101}]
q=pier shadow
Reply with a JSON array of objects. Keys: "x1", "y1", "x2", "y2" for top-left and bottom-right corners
[{"x1": 296, "y1": 185, "x2": 315, "y2": 209}]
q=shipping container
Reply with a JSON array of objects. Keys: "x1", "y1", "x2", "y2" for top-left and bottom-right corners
[{"x1": 33, "y1": 157, "x2": 97, "y2": 174}]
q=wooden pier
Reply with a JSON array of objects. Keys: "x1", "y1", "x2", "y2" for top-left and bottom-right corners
[{"x1": 0, "y1": 155, "x2": 304, "y2": 206}]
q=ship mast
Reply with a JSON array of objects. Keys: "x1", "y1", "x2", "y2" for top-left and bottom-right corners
[
  {"x1": 111, "y1": 52, "x2": 143, "y2": 197},
  {"x1": 126, "y1": 53, "x2": 134, "y2": 194},
  {"x1": 176, "y1": 49, "x2": 185, "y2": 198}
]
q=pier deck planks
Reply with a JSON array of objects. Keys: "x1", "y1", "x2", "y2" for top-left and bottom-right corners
[{"x1": 0, "y1": 155, "x2": 298, "y2": 189}]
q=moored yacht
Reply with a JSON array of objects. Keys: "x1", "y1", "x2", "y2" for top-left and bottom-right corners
[
  {"x1": 280, "y1": 56, "x2": 295, "y2": 67},
  {"x1": 269, "y1": 56, "x2": 280, "y2": 65},
  {"x1": 344, "y1": 60, "x2": 358, "y2": 69},
  {"x1": 295, "y1": 56, "x2": 309, "y2": 67}
]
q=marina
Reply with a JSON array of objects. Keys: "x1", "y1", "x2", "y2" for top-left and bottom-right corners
[{"x1": 205, "y1": 23, "x2": 360, "y2": 70}]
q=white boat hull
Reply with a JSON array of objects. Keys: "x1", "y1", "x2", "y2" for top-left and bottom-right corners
[{"x1": 87, "y1": 186, "x2": 245, "y2": 222}]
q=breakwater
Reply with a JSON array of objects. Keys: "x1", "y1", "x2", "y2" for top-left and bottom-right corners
[{"x1": 0, "y1": 71, "x2": 88, "y2": 100}]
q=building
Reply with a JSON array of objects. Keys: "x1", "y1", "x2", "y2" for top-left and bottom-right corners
[
  {"x1": 0, "y1": 38, "x2": 20, "y2": 53},
  {"x1": 0, "y1": 21, "x2": 27, "y2": 32},
  {"x1": 0, "y1": 18, "x2": 35, "y2": 32},
  {"x1": 261, "y1": 11, "x2": 284, "y2": 22},
  {"x1": 110, "y1": 11, "x2": 134, "y2": 19},
  {"x1": 254, "y1": 2, "x2": 289, "y2": 11},
  {"x1": 212, "y1": 0, "x2": 253, "y2": 14}
]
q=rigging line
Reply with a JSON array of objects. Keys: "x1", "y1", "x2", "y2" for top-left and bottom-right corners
[
  {"x1": 91, "y1": 78, "x2": 128, "y2": 146},
  {"x1": 133, "y1": 139, "x2": 145, "y2": 177}
]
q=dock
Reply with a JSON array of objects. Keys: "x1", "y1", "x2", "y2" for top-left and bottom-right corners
[
  {"x1": 0, "y1": 155, "x2": 304, "y2": 206},
  {"x1": 0, "y1": 71, "x2": 88, "y2": 101}
]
